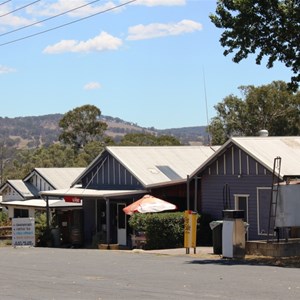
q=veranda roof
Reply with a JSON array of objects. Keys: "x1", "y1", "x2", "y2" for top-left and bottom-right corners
[
  {"x1": 40, "y1": 188, "x2": 147, "y2": 199},
  {"x1": 0, "y1": 198, "x2": 82, "y2": 208}
]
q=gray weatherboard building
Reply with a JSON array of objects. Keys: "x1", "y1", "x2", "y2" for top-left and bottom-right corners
[{"x1": 191, "y1": 136, "x2": 300, "y2": 241}]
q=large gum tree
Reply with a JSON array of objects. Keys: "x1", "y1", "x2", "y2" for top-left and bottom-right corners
[
  {"x1": 59, "y1": 105, "x2": 108, "y2": 152},
  {"x1": 210, "y1": 0, "x2": 300, "y2": 91},
  {"x1": 208, "y1": 81, "x2": 300, "y2": 145}
]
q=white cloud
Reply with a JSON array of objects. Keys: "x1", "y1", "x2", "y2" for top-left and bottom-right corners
[
  {"x1": 26, "y1": 0, "x2": 118, "y2": 18},
  {"x1": 132, "y1": 0, "x2": 186, "y2": 7},
  {"x1": 127, "y1": 19, "x2": 202, "y2": 41},
  {"x1": 27, "y1": 0, "x2": 184, "y2": 18},
  {"x1": 84, "y1": 82, "x2": 102, "y2": 90},
  {"x1": 43, "y1": 31, "x2": 122, "y2": 54},
  {"x1": 0, "y1": 65, "x2": 16, "y2": 74},
  {"x1": 0, "y1": 11, "x2": 34, "y2": 28}
]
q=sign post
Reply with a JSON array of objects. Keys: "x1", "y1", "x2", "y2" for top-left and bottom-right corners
[
  {"x1": 12, "y1": 218, "x2": 35, "y2": 247},
  {"x1": 184, "y1": 210, "x2": 197, "y2": 254}
]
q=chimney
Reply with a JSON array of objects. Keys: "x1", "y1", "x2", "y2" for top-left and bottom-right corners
[{"x1": 258, "y1": 129, "x2": 269, "y2": 137}]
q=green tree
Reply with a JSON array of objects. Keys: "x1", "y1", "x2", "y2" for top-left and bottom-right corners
[
  {"x1": 119, "y1": 133, "x2": 181, "y2": 146},
  {"x1": 210, "y1": 0, "x2": 300, "y2": 91},
  {"x1": 59, "y1": 105, "x2": 108, "y2": 151},
  {"x1": 5, "y1": 144, "x2": 79, "y2": 179},
  {"x1": 208, "y1": 81, "x2": 300, "y2": 145}
]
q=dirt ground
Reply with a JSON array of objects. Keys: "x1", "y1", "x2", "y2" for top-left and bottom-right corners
[
  {"x1": 242, "y1": 255, "x2": 300, "y2": 268},
  {"x1": 200, "y1": 252, "x2": 300, "y2": 268}
]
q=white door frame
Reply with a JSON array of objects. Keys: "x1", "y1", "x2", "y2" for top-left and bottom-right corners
[
  {"x1": 234, "y1": 194, "x2": 249, "y2": 222},
  {"x1": 234, "y1": 194, "x2": 249, "y2": 240}
]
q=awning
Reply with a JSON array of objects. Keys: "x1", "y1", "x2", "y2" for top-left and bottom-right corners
[
  {"x1": 39, "y1": 188, "x2": 147, "y2": 199},
  {"x1": 0, "y1": 198, "x2": 82, "y2": 208}
]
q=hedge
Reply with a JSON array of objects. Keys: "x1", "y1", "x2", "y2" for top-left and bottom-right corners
[{"x1": 128, "y1": 212, "x2": 212, "y2": 250}]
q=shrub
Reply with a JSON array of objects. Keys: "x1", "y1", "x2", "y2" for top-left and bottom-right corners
[
  {"x1": 146, "y1": 212, "x2": 185, "y2": 249},
  {"x1": 35, "y1": 212, "x2": 52, "y2": 247},
  {"x1": 0, "y1": 211, "x2": 11, "y2": 227},
  {"x1": 129, "y1": 212, "x2": 201, "y2": 250}
]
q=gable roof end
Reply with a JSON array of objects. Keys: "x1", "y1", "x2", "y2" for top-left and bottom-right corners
[{"x1": 191, "y1": 136, "x2": 300, "y2": 179}]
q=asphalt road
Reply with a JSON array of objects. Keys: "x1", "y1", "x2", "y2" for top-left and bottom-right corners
[{"x1": 0, "y1": 247, "x2": 300, "y2": 300}]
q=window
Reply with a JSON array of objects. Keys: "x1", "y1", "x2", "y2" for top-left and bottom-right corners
[
  {"x1": 14, "y1": 209, "x2": 29, "y2": 218},
  {"x1": 156, "y1": 165, "x2": 182, "y2": 180},
  {"x1": 257, "y1": 188, "x2": 271, "y2": 236}
]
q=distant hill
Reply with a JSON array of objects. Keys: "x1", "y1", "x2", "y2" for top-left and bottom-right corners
[{"x1": 0, "y1": 114, "x2": 208, "y2": 148}]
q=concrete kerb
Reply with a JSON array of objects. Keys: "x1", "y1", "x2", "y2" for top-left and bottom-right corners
[{"x1": 131, "y1": 246, "x2": 219, "y2": 259}]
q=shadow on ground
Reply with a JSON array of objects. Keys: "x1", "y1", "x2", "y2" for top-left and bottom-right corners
[{"x1": 187, "y1": 256, "x2": 300, "y2": 268}]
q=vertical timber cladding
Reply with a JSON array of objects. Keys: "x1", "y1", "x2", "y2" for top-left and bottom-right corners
[
  {"x1": 85, "y1": 153, "x2": 143, "y2": 189},
  {"x1": 200, "y1": 144, "x2": 274, "y2": 240}
]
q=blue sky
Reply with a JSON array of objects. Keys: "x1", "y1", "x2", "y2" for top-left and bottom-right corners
[{"x1": 0, "y1": 0, "x2": 293, "y2": 129}]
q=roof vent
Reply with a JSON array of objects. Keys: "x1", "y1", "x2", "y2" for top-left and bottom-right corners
[{"x1": 258, "y1": 129, "x2": 269, "y2": 137}]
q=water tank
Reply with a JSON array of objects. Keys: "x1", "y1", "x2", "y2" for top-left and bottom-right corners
[
  {"x1": 275, "y1": 183, "x2": 300, "y2": 227},
  {"x1": 258, "y1": 129, "x2": 269, "y2": 137}
]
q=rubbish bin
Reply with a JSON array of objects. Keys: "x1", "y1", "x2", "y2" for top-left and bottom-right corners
[{"x1": 210, "y1": 221, "x2": 223, "y2": 254}]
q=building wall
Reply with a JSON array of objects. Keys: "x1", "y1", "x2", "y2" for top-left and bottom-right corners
[
  {"x1": 151, "y1": 182, "x2": 197, "y2": 212},
  {"x1": 1, "y1": 186, "x2": 23, "y2": 201},
  {"x1": 201, "y1": 175, "x2": 273, "y2": 240},
  {"x1": 7, "y1": 206, "x2": 35, "y2": 218},
  {"x1": 29, "y1": 173, "x2": 52, "y2": 191},
  {"x1": 83, "y1": 199, "x2": 97, "y2": 245},
  {"x1": 199, "y1": 144, "x2": 276, "y2": 240},
  {"x1": 82, "y1": 153, "x2": 143, "y2": 190}
]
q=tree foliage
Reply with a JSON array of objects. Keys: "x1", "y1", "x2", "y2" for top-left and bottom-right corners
[
  {"x1": 210, "y1": 0, "x2": 300, "y2": 91},
  {"x1": 119, "y1": 133, "x2": 181, "y2": 146},
  {"x1": 2, "y1": 104, "x2": 185, "y2": 180},
  {"x1": 208, "y1": 81, "x2": 300, "y2": 145},
  {"x1": 59, "y1": 105, "x2": 108, "y2": 151},
  {"x1": 3, "y1": 142, "x2": 110, "y2": 181}
]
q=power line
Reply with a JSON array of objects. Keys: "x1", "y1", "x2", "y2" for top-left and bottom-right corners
[
  {"x1": 0, "y1": 0, "x2": 11, "y2": 6},
  {"x1": 0, "y1": 0, "x2": 102, "y2": 37},
  {"x1": 0, "y1": 0, "x2": 41, "y2": 18},
  {"x1": 0, "y1": 0, "x2": 137, "y2": 48}
]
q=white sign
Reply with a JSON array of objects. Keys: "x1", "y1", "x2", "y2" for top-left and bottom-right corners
[{"x1": 12, "y1": 218, "x2": 35, "y2": 247}]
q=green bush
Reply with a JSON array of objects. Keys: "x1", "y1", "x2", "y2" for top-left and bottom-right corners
[
  {"x1": 129, "y1": 212, "x2": 199, "y2": 250},
  {"x1": 0, "y1": 211, "x2": 11, "y2": 227},
  {"x1": 128, "y1": 212, "x2": 213, "y2": 249},
  {"x1": 35, "y1": 212, "x2": 52, "y2": 247}
]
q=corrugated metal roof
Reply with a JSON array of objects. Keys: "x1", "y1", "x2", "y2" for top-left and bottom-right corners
[
  {"x1": 4, "y1": 180, "x2": 39, "y2": 198},
  {"x1": 33, "y1": 168, "x2": 85, "y2": 189},
  {"x1": 106, "y1": 146, "x2": 219, "y2": 187},
  {"x1": 191, "y1": 136, "x2": 300, "y2": 178},
  {"x1": 232, "y1": 136, "x2": 300, "y2": 177},
  {"x1": 0, "y1": 198, "x2": 82, "y2": 208},
  {"x1": 40, "y1": 188, "x2": 147, "y2": 199}
]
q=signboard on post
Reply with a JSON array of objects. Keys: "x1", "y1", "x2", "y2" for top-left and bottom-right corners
[
  {"x1": 12, "y1": 218, "x2": 35, "y2": 247},
  {"x1": 184, "y1": 210, "x2": 197, "y2": 254}
]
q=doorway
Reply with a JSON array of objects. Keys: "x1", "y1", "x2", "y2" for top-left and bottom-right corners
[
  {"x1": 234, "y1": 194, "x2": 249, "y2": 240},
  {"x1": 234, "y1": 194, "x2": 249, "y2": 222},
  {"x1": 117, "y1": 203, "x2": 127, "y2": 245}
]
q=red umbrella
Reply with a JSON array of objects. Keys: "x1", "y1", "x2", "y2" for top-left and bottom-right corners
[{"x1": 123, "y1": 194, "x2": 177, "y2": 215}]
